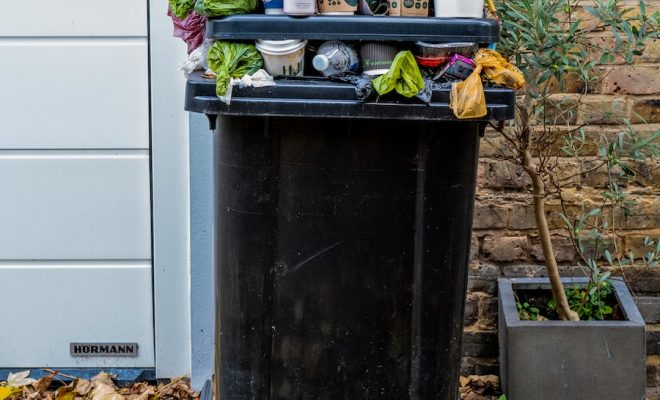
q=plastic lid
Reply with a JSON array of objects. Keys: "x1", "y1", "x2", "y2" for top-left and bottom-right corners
[
  {"x1": 312, "y1": 55, "x2": 330, "y2": 71},
  {"x1": 256, "y1": 39, "x2": 307, "y2": 55}
]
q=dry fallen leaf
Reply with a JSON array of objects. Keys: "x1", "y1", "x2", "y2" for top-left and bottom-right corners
[
  {"x1": 2, "y1": 371, "x2": 197, "y2": 400},
  {"x1": 33, "y1": 373, "x2": 55, "y2": 392},
  {"x1": 90, "y1": 374, "x2": 117, "y2": 390},
  {"x1": 56, "y1": 386, "x2": 76, "y2": 400},
  {"x1": 75, "y1": 379, "x2": 93, "y2": 396},
  {"x1": 7, "y1": 370, "x2": 37, "y2": 387},
  {"x1": 459, "y1": 375, "x2": 501, "y2": 399}
]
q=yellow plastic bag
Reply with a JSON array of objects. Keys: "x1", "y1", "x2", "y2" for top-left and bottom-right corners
[
  {"x1": 475, "y1": 49, "x2": 525, "y2": 90},
  {"x1": 450, "y1": 64, "x2": 486, "y2": 119},
  {"x1": 450, "y1": 49, "x2": 525, "y2": 119}
]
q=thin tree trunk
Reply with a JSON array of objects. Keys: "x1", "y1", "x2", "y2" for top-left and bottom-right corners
[{"x1": 523, "y1": 150, "x2": 579, "y2": 321}]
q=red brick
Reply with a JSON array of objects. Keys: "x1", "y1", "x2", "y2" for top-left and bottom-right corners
[
  {"x1": 530, "y1": 233, "x2": 578, "y2": 263},
  {"x1": 630, "y1": 96, "x2": 660, "y2": 123},
  {"x1": 595, "y1": 65, "x2": 660, "y2": 95},
  {"x1": 508, "y1": 203, "x2": 536, "y2": 230},
  {"x1": 473, "y1": 203, "x2": 509, "y2": 229},
  {"x1": 479, "y1": 160, "x2": 531, "y2": 190},
  {"x1": 579, "y1": 94, "x2": 629, "y2": 124},
  {"x1": 482, "y1": 236, "x2": 529, "y2": 262},
  {"x1": 625, "y1": 233, "x2": 660, "y2": 259}
]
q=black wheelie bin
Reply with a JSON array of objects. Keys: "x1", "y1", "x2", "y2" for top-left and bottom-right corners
[{"x1": 185, "y1": 15, "x2": 514, "y2": 400}]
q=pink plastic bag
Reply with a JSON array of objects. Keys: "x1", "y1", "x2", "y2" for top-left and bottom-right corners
[{"x1": 168, "y1": 9, "x2": 206, "y2": 54}]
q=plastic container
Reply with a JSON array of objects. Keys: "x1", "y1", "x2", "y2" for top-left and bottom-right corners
[
  {"x1": 263, "y1": 0, "x2": 285, "y2": 14},
  {"x1": 255, "y1": 39, "x2": 308, "y2": 76},
  {"x1": 284, "y1": 0, "x2": 318, "y2": 14},
  {"x1": 414, "y1": 55, "x2": 448, "y2": 68},
  {"x1": 415, "y1": 42, "x2": 477, "y2": 58},
  {"x1": 434, "y1": 0, "x2": 484, "y2": 17},
  {"x1": 263, "y1": 0, "x2": 284, "y2": 15},
  {"x1": 312, "y1": 41, "x2": 360, "y2": 77}
]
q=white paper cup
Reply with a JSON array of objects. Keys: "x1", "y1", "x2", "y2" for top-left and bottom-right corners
[
  {"x1": 256, "y1": 40, "x2": 308, "y2": 77},
  {"x1": 434, "y1": 0, "x2": 484, "y2": 17}
]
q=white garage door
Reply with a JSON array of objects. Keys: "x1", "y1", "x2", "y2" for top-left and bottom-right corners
[{"x1": 0, "y1": 0, "x2": 154, "y2": 368}]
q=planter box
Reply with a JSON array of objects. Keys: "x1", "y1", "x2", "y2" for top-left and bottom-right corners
[{"x1": 498, "y1": 277, "x2": 646, "y2": 400}]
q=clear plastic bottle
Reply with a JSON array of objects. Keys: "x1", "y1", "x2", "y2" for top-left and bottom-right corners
[{"x1": 312, "y1": 41, "x2": 360, "y2": 77}]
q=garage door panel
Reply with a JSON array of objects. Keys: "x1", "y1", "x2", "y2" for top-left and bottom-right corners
[
  {"x1": 0, "y1": 153, "x2": 151, "y2": 260},
  {"x1": 0, "y1": 40, "x2": 149, "y2": 149},
  {"x1": 0, "y1": 264, "x2": 154, "y2": 368},
  {"x1": 0, "y1": 0, "x2": 147, "y2": 37}
]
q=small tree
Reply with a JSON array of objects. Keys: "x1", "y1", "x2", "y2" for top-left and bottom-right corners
[{"x1": 490, "y1": 0, "x2": 659, "y2": 320}]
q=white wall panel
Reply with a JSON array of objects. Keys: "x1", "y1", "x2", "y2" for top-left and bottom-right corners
[
  {"x1": 0, "y1": 1, "x2": 147, "y2": 37},
  {"x1": 0, "y1": 264, "x2": 154, "y2": 368},
  {"x1": 0, "y1": 40, "x2": 149, "y2": 149},
  {"x1": 0, "y1": 152, "x2": 151, "y2": 260},
  {"x1": 150, "y1": 0, "x2": 192, "y2": 378}
]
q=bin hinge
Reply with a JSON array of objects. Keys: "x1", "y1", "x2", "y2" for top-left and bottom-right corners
[{"x1": 206, "y1": 114, "x2": 218, "y2": 131}]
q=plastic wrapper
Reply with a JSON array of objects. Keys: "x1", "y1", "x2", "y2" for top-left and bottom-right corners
[
  {"x1": 207, "y1": 41, "x2": 264, "y2": 97},
  {"x1": 331, "y1": 74, "x2": 375, "y2": 101},
  {"x1": 416, "y1": 76, "x2": 433, "y2": 103},
  {"x1": 169, "y1": 0, "x2": 196, "y2": 19},
  {"x1": 474, "y1": 49, "x2": 525, "y2": 90},
  {"x1": 179, "y1": 39, "x2": 214, "y2": 75},
  {"x1": 450, "y1": 48, "x2": 525, "y2": 119},
  {"x1": 168, "y1": 9, "x2": 206, "y2": 54},
  {"x1": 194, "y1": 0, "x2": 257, "y2": 16},
  {"x1": 372, "y1": 51, "x2": 425, "y2": 98},
  {"x1": 435, "y1": 54, "x2": 476, "y2": 81}
]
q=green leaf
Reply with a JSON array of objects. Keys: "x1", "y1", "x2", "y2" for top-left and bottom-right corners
[
  {"x1": 600, "y1": 53, "x2": 615, "y2": 64},
  {"x1": 587, "y1": 208, "x2": 602, "y2": 217},
  {"x1": 169, "y1": 0, "x2": 195, "y2": 19},
  {"x1": 207, "y1": 42, "x2": 264, "y2": 96},
  {"x1": 630, "y1": 129, "x2": 660, "y2": 152}
]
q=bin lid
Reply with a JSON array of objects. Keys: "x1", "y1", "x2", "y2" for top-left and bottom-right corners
[
  {"x1": 185, "y1": 72, "x2": 515, "y2": 121},
  {"x1": 206, "y1": 15, "x2": 500, "y2": 43}
]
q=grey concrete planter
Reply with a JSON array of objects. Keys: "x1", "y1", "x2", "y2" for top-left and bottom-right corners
[{"x1": 498, "y1": 277, "x2": 646, "y2": 400}]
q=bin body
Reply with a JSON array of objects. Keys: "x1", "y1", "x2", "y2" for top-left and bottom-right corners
[{"x1": 215, "y1": 116, "x2": 481, "y2": 400}]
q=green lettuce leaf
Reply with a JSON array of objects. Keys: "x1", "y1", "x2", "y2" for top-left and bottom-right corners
[
  {"x1": 169, "y1": 0, "x2": 195, "y2": 19},
  {"x1": 208, "y1": 41, "x2": 264, "y2": 96},
  {"x1": 194, "y1": 0, "x2": 257, "y2": 16}
]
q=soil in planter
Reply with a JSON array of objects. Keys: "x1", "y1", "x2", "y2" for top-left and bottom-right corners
[{"x1": 514, "y1": 283, "x2": 624, "y2": 321}]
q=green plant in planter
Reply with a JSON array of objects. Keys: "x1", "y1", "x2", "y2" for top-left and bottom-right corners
[{"x1": 490, "y1": 0, "x2": 659, "y2": 320}]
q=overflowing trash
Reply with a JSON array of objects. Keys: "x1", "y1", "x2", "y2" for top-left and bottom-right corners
[{"x1": 168, "y1": 0, "x2": 524, "y2": 114}]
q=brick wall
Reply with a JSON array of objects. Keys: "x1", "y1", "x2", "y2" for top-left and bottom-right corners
[{"x1": 462, "y1": 1, "x2": 660, "y2": 396}]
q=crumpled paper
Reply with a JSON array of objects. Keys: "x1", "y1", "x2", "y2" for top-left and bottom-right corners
[
  {"x1": 218, "y1": 69, "x2": 276, "y2": 105},
  {"x1": 179, "y1": 39, "x2": 214, "y2": 75}
]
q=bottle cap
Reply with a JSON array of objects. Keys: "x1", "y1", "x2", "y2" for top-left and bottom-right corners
[{"x1": 312, "y1": 54, "x2": 330, "y2": 71}]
